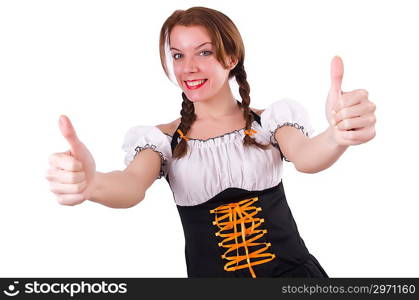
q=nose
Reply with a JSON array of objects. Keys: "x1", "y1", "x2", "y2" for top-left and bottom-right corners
[{"x1": 182, "y1": 56, "x2": 199, "y2": 73}]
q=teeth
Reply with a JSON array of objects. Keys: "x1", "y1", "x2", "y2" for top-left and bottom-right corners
[{"x1": 186, "y1": 79, "x2": 205, "y2": 87}]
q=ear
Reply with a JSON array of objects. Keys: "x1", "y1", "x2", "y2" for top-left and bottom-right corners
[{"x1": 227, "y1": 57, "x2": 238, "y2": 70}]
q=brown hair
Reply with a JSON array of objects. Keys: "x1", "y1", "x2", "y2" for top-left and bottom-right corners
[{"x1": 159, "y1": 6, "x2": 270, "y2": 159}]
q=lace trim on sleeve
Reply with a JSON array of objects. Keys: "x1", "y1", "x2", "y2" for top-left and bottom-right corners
[
  {"x1": 272, "y1": 122, "x2": 310, "y2": 137},
  {"x1": 270, "y1": 122, "x2": 309, "y2": 162},
  {"x1": 134, "y1": 144, "x2": 166, "y2": 179}
]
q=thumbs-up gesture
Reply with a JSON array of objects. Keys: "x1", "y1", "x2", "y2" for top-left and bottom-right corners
[
  {"x1": 326, "y1": 56, "x2": 376, "y2": 146},
  {"x1": 45, "y1": 115, "x2": 97, "y2": 205}
]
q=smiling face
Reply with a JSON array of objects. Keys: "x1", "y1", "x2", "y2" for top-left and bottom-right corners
[{"x1": 169, "y1": 25, "x2": 233, "y2": 103}]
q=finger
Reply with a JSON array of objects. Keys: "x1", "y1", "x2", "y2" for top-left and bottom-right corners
[
  {"x1": 340, "y1": 89, "x2": 369, "y2": 108},
  {"x1": 49, "y1": 180, "x2": 88, "y2": 194},
  {"x1": 342, "y1": 88, "x2": 369, "y2": 98},
  {"x1": 340, "y1": 125, "x2": 376, "y2": 142},
  {"x1": 45, "y1": 167, "x2": 86, "y2": 184},
  {"x1": 369, "y1": 101, "x2": 376, "y2": 113},
  {"x1": 56, "y1": 194, "x2": 85, "y2": 206},
  {"x1": 329, "y1": 55, "x2": 344, "y2": 96},
  {"x1": 336, "y1": 114, "x2": 376, "y2": 131},
  {"x1": 59, "y1": 115, "x2": 82, "y2": 157},
  {"x1": 48, "y1": 153, "x2": 83, "y2": 171},
  {"x1": 334, "y1": 101, "x2": 373, "y2": 124}
]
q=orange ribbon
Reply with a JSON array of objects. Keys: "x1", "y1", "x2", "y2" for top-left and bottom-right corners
[
  {"x1": 177, "y1": 129, "x2": 189, "y2": 141},
  {"x1": 210, "y1": 197, "x2": 276, "y2": 278},
  {"x1": 244, "y1": 129, "x2": 257, "y2": 136}
]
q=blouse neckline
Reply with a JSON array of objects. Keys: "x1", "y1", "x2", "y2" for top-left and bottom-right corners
[
  {"x1": 162, "y1": 126, "x2": 248, "y2": 142},
  {"x1": 160, "y1": 104, "x2": 265, "y2": 143},
  {"x1": 161, "y1": 117, "x2": 268, "y2": 143}
]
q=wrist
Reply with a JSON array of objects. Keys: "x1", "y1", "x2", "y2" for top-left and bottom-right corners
[{"x1": 87, "y1": 171, "x2": 101, "y2": 202}]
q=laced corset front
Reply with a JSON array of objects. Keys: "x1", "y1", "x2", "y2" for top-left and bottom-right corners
[{"x1": 210, "y1": 196, "x2": 276, "y2": 278}]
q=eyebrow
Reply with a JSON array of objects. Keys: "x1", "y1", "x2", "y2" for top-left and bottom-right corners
[{"x1": 170, "y1": 42, "x2": 213, "y2": 51}]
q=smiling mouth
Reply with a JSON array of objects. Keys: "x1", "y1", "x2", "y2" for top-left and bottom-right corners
[{"x1": 184, "y1": 79, "x2": 207, "y2": 90}]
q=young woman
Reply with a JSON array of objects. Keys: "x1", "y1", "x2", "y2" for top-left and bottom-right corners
[{"x1": 46, "y1": 7, "x2": 377, "y2": 278}]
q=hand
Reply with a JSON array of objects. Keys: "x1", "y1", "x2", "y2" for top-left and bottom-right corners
[
  {"x1": 326, "y1": 56, "x2": 377, "y2": 146},
  {"x1": 45, "y1": 115, "x2": 97, "y2": 205}
]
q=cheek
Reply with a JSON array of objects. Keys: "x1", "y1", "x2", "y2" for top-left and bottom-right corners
[
  {"x1": 173, "y1": 65, "x2": 182, "y2": 80},
  {"x1": 212, "y1": 66, "x2": 229, "y2": 85},
  {"x1": 204, "y1": 61, "x2": 226, "y2": 78},
  {"x1": 173, "y1": 68, "x2": 184, "y2": 87}
]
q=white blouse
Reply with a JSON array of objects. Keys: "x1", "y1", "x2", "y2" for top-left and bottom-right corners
[{"x1": 121, "y1": 98, "x2": 314, "y2": 207}]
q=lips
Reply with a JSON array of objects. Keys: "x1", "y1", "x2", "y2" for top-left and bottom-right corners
[{"x1": 184, "y1": 79, "x2": 208, "y2": 90}]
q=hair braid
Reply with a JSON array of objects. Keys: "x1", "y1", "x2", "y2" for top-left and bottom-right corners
[
  {"x1": 234, "y1": 63, "x2": 270, "y2": 150},
  {"x1": 173, "y1": 92, "x2": 196, "y2": 158}
]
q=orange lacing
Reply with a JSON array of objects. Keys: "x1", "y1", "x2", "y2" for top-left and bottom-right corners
[
  {"x1": 177, "y1": 129, "x2": 189, "y2": 141},
  {"x1": 244, "y1": 129, "x2": 257, "y2": 136},
  {"x1": 210, "y1": 196, "x2": 276, "y2": 278}
]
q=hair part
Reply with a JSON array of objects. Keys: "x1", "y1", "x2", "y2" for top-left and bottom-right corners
[{"x1": 159, "y1": 6, "x2": 270, "y2": 159}]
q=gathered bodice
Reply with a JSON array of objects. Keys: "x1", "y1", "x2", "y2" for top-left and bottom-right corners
[{"x1": 121, "y1": 98, "x2": 314, "y2": 206}]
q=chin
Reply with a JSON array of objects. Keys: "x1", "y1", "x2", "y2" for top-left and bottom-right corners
[{"x1": 183, "y1": 93, "x2": 207, "y2": 103}]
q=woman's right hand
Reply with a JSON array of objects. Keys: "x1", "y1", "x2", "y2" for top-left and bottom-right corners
[{"x1": 45, "y1": 115, "x2": 97, "y2": 206}]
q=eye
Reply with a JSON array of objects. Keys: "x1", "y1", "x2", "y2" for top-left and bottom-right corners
[
  {"x1": 173, "y1": 53, "x2": 182, "y2": 60},
  {"x1": 200, "y1": 50, "x2": 212, "y2": 56}
]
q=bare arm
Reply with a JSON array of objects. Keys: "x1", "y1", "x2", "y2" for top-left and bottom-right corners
[
  {"x1": 89, "y1": 148, "x2": 162, "y2": 208},
  {"x1": 275, "y1": 125, "x2": 348, "y2": 174}
]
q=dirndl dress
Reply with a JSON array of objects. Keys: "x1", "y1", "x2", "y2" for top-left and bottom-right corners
[{"x1": 122, "y1": 98, "x2": 329, "y2": 278}]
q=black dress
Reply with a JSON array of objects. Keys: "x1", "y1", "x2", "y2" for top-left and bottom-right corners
[{"x1": 163, "y1": 109, "x2": 329, "y2": 278}]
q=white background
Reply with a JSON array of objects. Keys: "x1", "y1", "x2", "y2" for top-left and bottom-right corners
[{"x1": 1, "y1": 0, "x2": 418, "y2": 277}]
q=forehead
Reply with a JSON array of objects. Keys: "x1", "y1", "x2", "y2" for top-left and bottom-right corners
[{"x1": 169, "y1": 25, "x2": 212, "y2": 50}]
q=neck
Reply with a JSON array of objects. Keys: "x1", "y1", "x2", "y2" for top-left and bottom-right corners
[{"x1": 193, "y1": 81, "x2": 241, "y2": 121}]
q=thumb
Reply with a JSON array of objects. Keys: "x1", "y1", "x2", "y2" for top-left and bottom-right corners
[
  {"x1": 58, "y1": 115, "x2": 82, "y2": 157},
  {"x1": 329, "y1": 55, "x2": 344, "y2": 97}
]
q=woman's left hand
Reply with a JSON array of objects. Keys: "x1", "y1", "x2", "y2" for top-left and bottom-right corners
[{"x1": 325, "y1": 56, "x2": 377, "y2": 146}]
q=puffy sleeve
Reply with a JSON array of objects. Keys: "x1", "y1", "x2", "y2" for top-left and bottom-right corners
[
  {"x1": 261, "y1": 98, "x2": 315, "y2": 161},
  {"x1": 121, "y1": 126, "x2": 172, "y2": 179}
]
